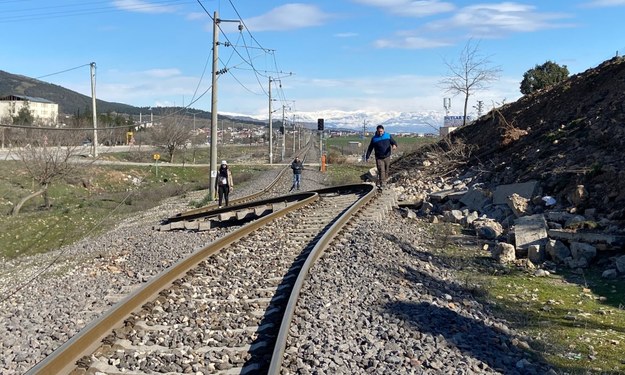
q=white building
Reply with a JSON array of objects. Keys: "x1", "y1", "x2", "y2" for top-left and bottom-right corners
[
  {"x1": 0, "y1": 94, "x2": 59, "y2": 125},
  {"x1": 439, "y1": 115, "x2": 474, "y2": 137}
]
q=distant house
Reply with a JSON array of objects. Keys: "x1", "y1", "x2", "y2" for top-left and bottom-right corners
[
  {"x1": 439, "y1": 115, "x2": 474, "y2": 137},
  {"x1": 0, "y1": 94, "x2": 59, "y2": 125}
]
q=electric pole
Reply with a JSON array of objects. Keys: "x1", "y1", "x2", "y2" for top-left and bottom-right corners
[
  {"x1": 362, "y1": 119, "x2": 367, "y2": 162},
  {"x1": 281, "y1": 105, "x2": 286, "y2": 162},
  {"x1": 268, "y1": 77, "x2": 273, "y2": 164},
  {"x1": 209, "y1": 11, "x2": 219, "y2": 200},
  {"x1": 475, "y1": 100, "x2": 484, "y2": 117},
  {"x1": 90, "y1": 62, "x2": 98, "y2": 157},
  {"x1": 210, "y1": 11, "x2": 242, "y2": 199},
  {"x1": 292, "y1": 113, "x2": 296, "y2": 155}
]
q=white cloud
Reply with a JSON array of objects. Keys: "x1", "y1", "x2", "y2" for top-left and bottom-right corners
[
  {"x1": 367, "y1": 2, "x2": 574, "y2": 50},
  {"x1": 335, "y1": 32, "x2": 359, "y2": 38},
  {"x1": 111, "y1": 0, "x2": 178, "y2": 14},
  {"x1": 429, "y1": 3, "x2": 575, "y2": 35},
  {"x1": 374, "y1": 35, "x2": 452, "y2": 49},
  {"x1": 143, "y1": 69, "x2": 182, "y2": 78},
  {"x1": 352, "y1": 0, "x2": 455, "y2": 17},
  {"x1": 186, "y1": 12, "x2": 208, "y2": 21},
  {"x1": 582, "y1": 0, "x2": 625, "y2": 6},
  {"x1": 244, "y1": 4, "x2": 332, "y2": 32}
]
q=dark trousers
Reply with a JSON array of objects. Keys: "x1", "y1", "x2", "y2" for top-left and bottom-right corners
[
  {"x1": 376, "y1": 157, "x2": 391, "y2": 187},
  {"x1": 218, "y1": 185, "x2": 230, "y2": 206}
]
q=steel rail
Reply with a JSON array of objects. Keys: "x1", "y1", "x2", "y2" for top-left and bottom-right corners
[
  {"x1": 26, "y1": 191, "x2": 319, "y2": 375},
  {"x1": 268, "y1": 183, "x2": 377, "y2": 374}
]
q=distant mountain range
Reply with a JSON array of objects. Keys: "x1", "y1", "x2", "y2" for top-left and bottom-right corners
[
  {"x1": 294, "y1": 110, "x2": 444, "y2": 134},
  {"x1": 225, "y1": 109, "x2": 445, "y2": 134},
  {"x1": 1, "y1": 69, "x2": 446, "y2": 134}
]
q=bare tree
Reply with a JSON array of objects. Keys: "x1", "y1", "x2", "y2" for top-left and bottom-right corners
[
  {"x1": 149, "y1": 113, "x2": 192, "y2": 163},
  {"x1": 12, "y1": 129, "x2": 85, "y2": 215},
  {"x1": 440, "y1": 39, "x2": 501, "y2": 126}
]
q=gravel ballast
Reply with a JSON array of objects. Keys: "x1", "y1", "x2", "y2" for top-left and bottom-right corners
[{"x1": 0, "y1": 166, "x2": 554, "y2": 374}]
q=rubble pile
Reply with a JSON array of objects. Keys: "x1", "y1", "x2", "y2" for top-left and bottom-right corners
[{"x1": 389, "y1": 56, "x2": 625, "y2": 278}]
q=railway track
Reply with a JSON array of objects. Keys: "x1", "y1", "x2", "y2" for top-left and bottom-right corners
[{"x1": 26, "y1": 183, "x2": 399, "y2": 374}]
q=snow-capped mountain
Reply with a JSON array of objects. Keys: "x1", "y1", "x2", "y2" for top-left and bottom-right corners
[{"x1": 225, "y1": 109, "x2": 446, "y2": 135}]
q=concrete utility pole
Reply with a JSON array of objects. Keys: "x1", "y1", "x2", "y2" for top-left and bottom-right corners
[
  {"x1": 292, "y1": 113, "x2": 296, "y2": 155},
  {"x1": 362, "y1": 119, "x2": 367, "y2": 162},
  {"x1": 268, "y1": 77, "x2": 274, "y2": 164},
  {"x1": 281, "y1": 105, "x2": 286, "y2": 162},
  {"x1": 267, "y1": 74, "x2": 293, "y2": 163},
  {"x1": 192, "y1": 113, "x2": 196, "y2": 163},
  {"x1": 210, "y1": 11, "x2": 241, "y2": 199},
  {"x1": 209, "y1": 11, "x2": 219, "y2": 200},
  {"x1": 90, "y1": 62, "x2": 98, "y2": 157}
]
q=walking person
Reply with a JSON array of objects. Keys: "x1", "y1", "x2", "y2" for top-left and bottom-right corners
[
  {"x1": 215, "y1": 160, "x2": 233, "y2": 207},
  {"x1": 290, "y1": 156, "x2": 303, "y2": 191},
  {"x1": 365, "y1": 125, "x2": 397, "y2": 189}
]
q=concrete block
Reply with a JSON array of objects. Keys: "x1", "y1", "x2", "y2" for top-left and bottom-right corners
[
  {"x1": 184, "y1": 221, "x2": 198, "y2": 231},
  {"x1": 548, "y1": 229, "x2": 625, "y2": 249},
  {"x1": 514, "y1": 214, "x2": 548, "y2": 250},
  {"x1": 460, "y1": 188, "x2": 491, "y2": 211},
  {"x1": 429, "y1": 189, "x2": 467, "y2": 203},
  {"x1": 493, "y1": 181, "x2": 538, "y2": 205}
]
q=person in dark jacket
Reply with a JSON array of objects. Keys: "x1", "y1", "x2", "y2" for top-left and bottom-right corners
[
  {"x1": 365, "y1": 125, "x2": 397, "y2": 189},
  {"x1": 290, "y1": 157, "x2": 303, "y2": 191},
  {"x1": 215, "y1": 160, "x2": 234, "y2": 207}
]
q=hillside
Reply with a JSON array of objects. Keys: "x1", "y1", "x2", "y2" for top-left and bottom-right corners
[
  {"x1": 0, "y1": 70, "x2": 266, "y2": 127},
  {"x1": 393, "y1": 56, "x2": 625, "y2": 218},
  {"x1": 0, "y1": 70, "x2": 138, "y2": 115}
]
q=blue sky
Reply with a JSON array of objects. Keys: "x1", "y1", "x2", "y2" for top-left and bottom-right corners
[{"x1": 1, "y1": 0, "x2": 624, "y2": 119}]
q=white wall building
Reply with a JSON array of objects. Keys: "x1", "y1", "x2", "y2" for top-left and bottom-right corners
[
  {"x1": 0, "y1": 94, "x2": 59, "y2": 126},
  {"x1": 439, "y1": 115, "x2": 474, "y2": 137}
]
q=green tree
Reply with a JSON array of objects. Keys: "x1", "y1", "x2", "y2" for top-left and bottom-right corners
[
  {"x1": 13, "y1": 104, "x2": 34, "y2": 125},
  {"x1": 520, "y1": 61, "x2": 569, "y2": 95}
]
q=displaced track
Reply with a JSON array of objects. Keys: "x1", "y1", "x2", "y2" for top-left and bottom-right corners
[{"x1": 27, "y1": 184, "x2": 384, "y2": 374}]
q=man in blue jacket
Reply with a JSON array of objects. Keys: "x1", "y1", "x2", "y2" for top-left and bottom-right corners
[{"x1": 365, "y1": 125, "x2": 397, "y2": 189}]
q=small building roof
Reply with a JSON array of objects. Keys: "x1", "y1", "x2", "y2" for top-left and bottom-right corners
[{"x1": 0, "y1": 94, "x2": 55, "y2": 104}]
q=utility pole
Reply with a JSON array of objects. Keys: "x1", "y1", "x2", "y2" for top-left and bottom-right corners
[
  {"x1": 292, "y1": 113, "x2": 296, "y2": 155},
  {"x1": 210, "y1": 11, "x2": 241, "y2": 199},
  {"x1": 267, "y1": 74, "x2": 293, "y2": 163},
  {"x1": 192, "y1": 113, "x2": 196, "y2": 163},
  {"x1": 209, "y1": 11, "x2": 219, "y2": 200},
  {"x1": 362, "y1": 119, "x2": 367, "y2": 162},
  {"x1": 281, "y1": 105, "x2": 286, "y2": 162},
  {"x1": 475, "y1": 100, "x2": 484, "y2": 117},
  {"x1": 90, "y1": 62, "x2": 98, "y2": 157},
  {"x1": 268, "y1": 77, "x2": 273, "y2": 164}
]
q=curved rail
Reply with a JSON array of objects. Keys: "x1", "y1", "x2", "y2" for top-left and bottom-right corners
[
  {"x1": 26, "y1": 192, "x2": 319, "y2": 375},
  {"x1": 268, "y1": 183, "x2": 377, "y2": 374},
  {"x1": 27, "y1": 183, "x2": 377, "y2": 375}
]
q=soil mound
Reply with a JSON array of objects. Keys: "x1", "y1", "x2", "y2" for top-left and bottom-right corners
[{"x1": 394, "y1": 56, "x2": 625, "y2": 218}]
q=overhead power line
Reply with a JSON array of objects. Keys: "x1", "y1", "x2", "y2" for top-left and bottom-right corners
[
  {"x1": 0, "y1": 0, "x2": 193, "y2": 23},
  {"x1": 35, "y1": 63, "x2": 91, "y2": 80}
]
